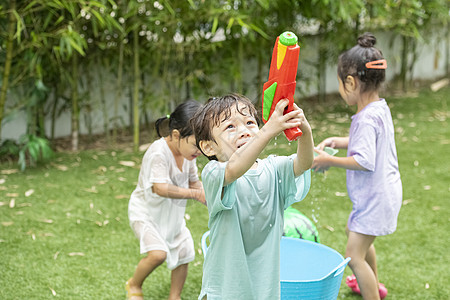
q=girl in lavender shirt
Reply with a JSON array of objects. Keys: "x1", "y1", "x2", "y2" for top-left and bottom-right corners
[{"x1": 312, "y1": 33, "x2": 402, "y2": 300}]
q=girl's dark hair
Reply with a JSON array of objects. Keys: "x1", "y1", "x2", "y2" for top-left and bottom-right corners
[
  {"x1": 338, "y1": 32, "x2": 386, "y2": 93},
  {"x1": 190, "y1": 93, "x2": 259, "y2": 161},
  {"x1": 155, "y1": 100, "x2": 201, "y2": 138}
]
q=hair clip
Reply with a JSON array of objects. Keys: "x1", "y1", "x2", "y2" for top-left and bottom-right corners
[{"x1": 365, "y1": 59, "x2": 387, "y2": 69}]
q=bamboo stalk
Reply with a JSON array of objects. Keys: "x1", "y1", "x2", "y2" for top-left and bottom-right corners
[
  {"x1": 133, "y1": 28, "x2": 141, "y2": 152},
  {"x1": 71, "y1": 53, "x2": 79, "y2": 151},
  {"x1": 113, "y1": 38, "x2": 124, "y2": 145},
  {"x1": 0, "y1": 0, "x2": 16, "y2": 140}
]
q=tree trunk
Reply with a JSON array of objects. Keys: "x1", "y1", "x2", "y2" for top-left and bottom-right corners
[
  {"x1": 0, "y1": 0, "x2": 16, "y2": 141},
  {"x1": 128, "y1": 86, "x2": 133, "y2": 134},
  {"x1": 185, "y1": 50, "x2": 191, "y2": 100},
  {"x1": 408, "y1": 39, "x2": 417, "y2": 85},
  {"x1": 238, "y1": 38, "x2": 244, "y2": 94},
  {"x1": 113, "y1": 39, "x2": 124, "y2": 145},
  {"x1": 85, "y1": 66, "x2": 93, "y2": 140},
  {"x1": 37, "y1": 99, "x2": 45, "y2": 138},
  {"x1": 400, "y1": 35, "x2": 409, "y2": 92},
  {"x1": 446, "y1": 22, "x2": 450, "y2": 76},
  {"x1": 71, "y1": 53, "x2": 79, "y2": 151},
  {"x1": 50, "y1": 83, "x2": 59, "y2": 141},
  {"x1": 98, "y1": 64, "x2": 110, "y2": 145},
  {"x1": 318, "y1": 36, "x2": 327, "y2": 103},
  {"x1": 318, "y1": 54, "x2": 327, "y2": 102},
  {"x1": 255, "y1": 50, "x2": 263, "y2": 109},
  {"x1": 133, "y1": 28, "x2": 141, "y2": 151}
]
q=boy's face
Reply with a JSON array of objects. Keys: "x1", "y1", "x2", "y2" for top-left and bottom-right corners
[{"x1": 201, "y1": 102, "x2": 259, "y2": 162}]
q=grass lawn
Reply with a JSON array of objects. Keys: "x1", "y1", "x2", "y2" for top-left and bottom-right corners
[{"x1": 1, "y1": 86, "x2": 449, "y2": 299}]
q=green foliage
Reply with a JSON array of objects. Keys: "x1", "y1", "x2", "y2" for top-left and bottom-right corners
[
  {"x1": 0, "y1": 134, "x2": 53, "y2": 171},
  {"x1": 1, "y1": 0, "x2": 449, "y2": 147},
  {"x1": 0, "y1": 139, "x2": 20, "y2": 159},
  {"x1": 17, "y1": 134, "x2": 54, "y2": 171}
]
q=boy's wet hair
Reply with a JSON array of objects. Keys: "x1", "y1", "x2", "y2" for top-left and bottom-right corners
[
  {"x1": 155, "y1": 100, "x2": 201, "y2": 138},
  {"x1": 338, "y1": 32, "x2": 386, "y2": 93},
  {"x1": 190, "y1": 93, "x2": 259, "y2": 161}
]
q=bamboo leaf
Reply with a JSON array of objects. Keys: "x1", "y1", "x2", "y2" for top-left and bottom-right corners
[
  {"x1": 24, "y1": 1, "x2": 39, "y2": 11},
  {"x1": 28, "y1": 143, "x2": 39, "y2": 161},
  {"x1": 53, "y1": 16, "x2": 64, "y2": 25},
  {"x1": 236, "y1": 17, "x2": 247, "y2": 28},
  {"x1": 86, "y1": 1, "x2": 105, "y2": 9},
  {"x1": 90, "y1": 9, "x2": 106, "y2": 27},
  {"x1": 226, "y1": 18, "x2": 234, "y2": 31},
  {"x1": 68, "y1": 252, "x2": 85, "y2": 256},
  {"x1": 248, "y1": 23, "x2": 269, "y2": 39},
  {"x1": 212, "y1": 17, "x2": 218, "y2": 34},
  {"x1": 187, "y1": 0, "x2": 197, "y2": 9},
  {"x1": 162, "y1": 0, "x2": 175, "y2": 16},
  {"x1": 12, "y1": 10, "x2": 24, "y2": 43},
  {"x1": 255, "y1": 0, "x2": 269, "y2": 10},
  {"x1": 107, "y1": 0, "x2": 117, "y2": 7},
  {"x1": 68, "y1": 39, "x2": 86, "y2": 56}
]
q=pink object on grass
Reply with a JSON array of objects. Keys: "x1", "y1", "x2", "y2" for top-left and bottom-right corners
[{"x1": 345, "y1": 274, "x2": 388, "y2": 299}]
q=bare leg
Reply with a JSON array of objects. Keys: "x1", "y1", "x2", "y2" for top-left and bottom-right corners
[
  {"x1": 346, "y1": 226, "x2": 379, "y2": 283},
  {"x1": 168, "y1": 263, "x2": 189, "y2": 300},
  {"x1": 128, "y1": 250, "x2": 167, "y2": 300},
  {"x1": 366, "y1": 244, "x2": 378, "y2": 281},
  {"x1": 346, "y1": 231, "x2": 380, "y2": 300}
]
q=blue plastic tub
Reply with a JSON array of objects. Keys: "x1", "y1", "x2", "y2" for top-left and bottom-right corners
[
  {"x1": 280, "y1": 237, "x2": 350, "y2": 299},
  {"x1": 201, "y1": 232, "x2": 350, "y2": 299}
]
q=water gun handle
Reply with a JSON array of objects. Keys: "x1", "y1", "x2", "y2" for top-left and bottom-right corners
[
  {"x1": 285, "y1": 121, "x2": 303, "y2": 141},
  {"x1": 262, "y1": 32, "x2": 302, "y2": 141}
]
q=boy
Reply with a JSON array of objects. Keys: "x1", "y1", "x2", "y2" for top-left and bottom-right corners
[{"x1": 191, "y1": 94, "x2": 314, "y2": 299}]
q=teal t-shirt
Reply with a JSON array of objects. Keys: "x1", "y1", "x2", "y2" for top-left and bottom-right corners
[{"x1": 199, "y1": 155, "x2": 311, "y2": 300}]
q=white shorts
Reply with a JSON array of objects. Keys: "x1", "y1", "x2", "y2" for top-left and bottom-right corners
[{"x1": 131, "y1": 221, "x2": 195, "y2": 270}]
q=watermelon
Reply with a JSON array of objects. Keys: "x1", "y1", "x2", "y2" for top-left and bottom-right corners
[{"x1": 283, "y1": 207, "x2": 320, "y2": 243}]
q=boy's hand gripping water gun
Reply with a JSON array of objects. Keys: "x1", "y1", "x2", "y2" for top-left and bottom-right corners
[{"x1": 262, "y1": 31, "x2": 302, "y2": 141}]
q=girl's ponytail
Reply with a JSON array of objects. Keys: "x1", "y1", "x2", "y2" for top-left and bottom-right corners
[
  {"x1": 155, "y1": 100, "x2": 201, "y2": 139},
  {"x1": 155, "y1": 116, "x2": 170, "y2": 138}
]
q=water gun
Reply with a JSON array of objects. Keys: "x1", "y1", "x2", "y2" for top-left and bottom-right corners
[{"x1": 262, "y1": 31, "x2": 302, "y2": 141}]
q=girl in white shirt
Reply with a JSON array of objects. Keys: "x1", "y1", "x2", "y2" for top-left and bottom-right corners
[{"x1": 126, "y1": 100, "x2": 205, "y2": 300}]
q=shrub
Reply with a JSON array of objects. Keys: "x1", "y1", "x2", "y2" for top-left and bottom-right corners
[
  {"x1": 17, "y1": 134, "x2": 54, "y2": 171},
  {"x1": 0, "y1": 134, "x2": 54, "y2": 171}
]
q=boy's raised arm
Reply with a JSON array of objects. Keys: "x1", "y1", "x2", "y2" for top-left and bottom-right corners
[
  {"x1": 224, "y1": 127, "x2": 272, "y2": 186},
  {"x1": 224, "y1": 100, "x2": 302, "y2": 186},
  {"x1": 292, "y1": 105, "x2": 314, "y2": 177}
]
